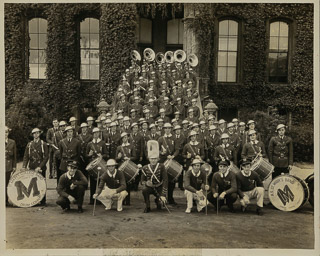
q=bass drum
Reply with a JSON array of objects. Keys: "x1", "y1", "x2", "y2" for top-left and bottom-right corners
[
  {"x1": 268, "y1": 174, "x2": 309, "y2": 211},
  {"x1": 305, "y1": 173, "x2": 314, "y2": 207}
]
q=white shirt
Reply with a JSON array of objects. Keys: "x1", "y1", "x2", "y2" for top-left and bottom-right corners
[
  {"x1": 191, "y1": 169, "x2": 201, "y2": 177},
  {"x1": 93, "y1": 138, "x2": 101, "y2": 144},
  {"x1": 241, "y1": 170, "x2": 251, "y2": 177},
  {"x1": 66, "y1": 172, "x2": 75, "y2": 180},
  {"x1": 164, "y1": 134, "x2": 172, "y2": 138},
  {"x1": 107, "y1": 169, "x2": 117, "y2": 178},
  {"x1": 190, "y1": 141, "x2": 199, "y2": 146},
  {"x1": 121, "y1": 142, "x2": 130, "y2": 147}
]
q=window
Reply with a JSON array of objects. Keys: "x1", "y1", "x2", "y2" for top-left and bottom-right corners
[
  {"x1": 80, "y1": 18, "x2": 99, "y2": 80},
  {"x1": 217, "y1": 19, "x2": 239, "y2": 83},
  {"x1": 167, "y1": 19, "x2": 183, "y2": 45},
  {"x1": 136, "y1": 18, "x2": 152, "y2": 44},
  {"x1": 268, "y1": 21, "x2": 289, "y2": 83},
  {"x1": 28, "y1": 18, "x2": 47, "y2": 79}
]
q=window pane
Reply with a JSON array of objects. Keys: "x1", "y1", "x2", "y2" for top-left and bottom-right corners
[
  {"x1": 30, "y1": 34, "x2": 38, "y2": 49},
  {"x1": 279, "y1": 22, "x2": 288, "y2": 36},
  {"x1": 81, "y1": 50, "x2": 90, "y2": 64},
  {"x1": 218, "y1": 51, "x2": 227, "y2": 66},
  {"x1": 228, "y1": 37, "x2": 238, "y2": 51},
  {"x1": 270, "y1": 22, "x2": 279, "y2": 36},
  {"x1": 39, "y1": 19, "x2": 47, "y2": 33},
  {"x1": 90, "y1": 65, "x2": 99, "y2": 79},
  {"x1": 80, "y1": 33, "x2": 90, "y2": 48},
  {"x1": 228, "y1": 52, "x2": 237, "y2": 67},
  {"x1": 81, "y1": 18, "x2": 90, "y2": 33},
  {"x1": 167, "y1": 19, "x2": 179, "y2": 44},
  {"x1": 140, "y1": 18, "x2": 152, "y2": 44},
  {"x1": 229, "y1": 20, "x2": 238, "y2": 36},
  {"x1": 90, "y1": 34, "x2": 99, "y2": 48},
  {"x1": 279, "y1": 37, "x2": 288, "y2": 51},
  {"x1": 81, "y1": 65, "x2": 90, "y2": 79},
  {"x1": 90, "y1": 18, "x2": 99, "y2": 33},
  {"x1": 39, "y1": 64, "x2": 46, "y2": 79},
  {"x1": 219, "y1": 20, "x2": 228, "y2": 35},
  {"x1": 270, "y1": 36, "x2": 279, "y2": 50},
  {"x1": 39, "y1": 50, "x2": 46, "y2": 63},
  {"x1": 90, "y1": 50, "x2": 99, "y2": 64},
  {"x1": 29, "y1": 64, "x2": 38, "y2": 78},
  {"x1": 277, "y1": 53, "x2": 288, "y2": 75},
  {"x1": 178, "y1": 19, "x2": 184, "y2": 44},
  {"x1": 268, "y1": 53, "x2": 278, "y2": 76},
  {"x1": 218, "y1": 67, "x2": 227, "y2": 82},
  {"x1": 39, "y1": 34, "x2": 47, "y2": 49},
  {"x1": 227, "y1": 67, "x2": 236, "y2": 82},
  {"x1": 29, "y1": 50, "x2": 38, "y2": 64},
  {"x1": 219, "y1": 37, "x2": 228, "y2": 51},
  {"x1": 29, "y1": 19, "x2": 38, "y2": 33}
]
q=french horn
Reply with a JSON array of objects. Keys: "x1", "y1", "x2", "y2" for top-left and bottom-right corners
[{"x1": 143, "y1": 48, "x2": 155, "y2": 62}]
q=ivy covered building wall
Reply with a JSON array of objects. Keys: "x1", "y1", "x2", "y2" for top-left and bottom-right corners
[{"x1": 5, "y1": 3, "x2": 314, "y2": 161}]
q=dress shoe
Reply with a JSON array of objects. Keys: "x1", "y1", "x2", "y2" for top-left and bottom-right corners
[
  {"x1": 228, "y1": 206, "x2": 235, "y2": 213},
  {"x1": 241, "y1": 206, "x2": 246, "y2": 213},
  {"x1": 185, "y1": 208, "x2": 191, "y2": 214},
  {"x1": 78, "y1": 206, "x2": 83, "y2": 213},
  {"x1": 256, "y1": 207, "x2": 263, "y2": 216},
  {"x1": 143, "y1": 207, "x2": 151, "y2": 213}
]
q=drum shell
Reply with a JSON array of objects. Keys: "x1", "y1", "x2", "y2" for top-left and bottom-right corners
[
  {"x1": 268, "y1": 174, "x2": 310, "y2": 211},
  {"x1": 228, "y1": 162, "x2": 240, "y2": 174},
  {"x1": 86, "y1": 157, "x2": 108, "y2": 178},
  {"x1": 118, "y1": 160, "x2": 139, "y2": 183},
  {"x1": 164, "y1": 159, "x2": 183, "y2": 182},
  {"x1": 251, "y1": 158, "x2": 274, "y2": 181}
]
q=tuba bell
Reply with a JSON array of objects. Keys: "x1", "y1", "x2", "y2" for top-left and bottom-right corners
[
  {"x1": 165, "y1": 51, "x2": 174, "y2": 63},
  {"x1": 188, "y1": 53, "x2": 199, "y2": 67},
  {"x1": 131, "y1": 50, "x2": 141, "y2": 62},
  {"x1": 143, "y1": 48, "x2": 155, "y2": 62},
  {"x1": 174, "y1": 50, "x2": 187, "y2": 63},
  {"x1": 156, "y1": 52, "x2": 165, "y2": 64}
]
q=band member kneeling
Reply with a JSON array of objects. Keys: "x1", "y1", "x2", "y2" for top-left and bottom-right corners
[
  {"x1": 236, "y1": 159, "x2": 264, "y2": 215},
  {"x1": 211, "y1": 159, "x2": 238, "y2": 213},
  {"x1": 141, "y1": 142, "x2": 168, "y2": 213},
  {"x1": 56, "y1": 160, "x2": 88, "y2": 213},
  {"x1": 93, "y1": 159, "x2": 128, "y2": 212},
  {"x1": 184, "y1": 159, "x2": 210, "y2": 213}
]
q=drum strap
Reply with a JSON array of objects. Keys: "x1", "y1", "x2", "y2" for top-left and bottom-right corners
[
  {"x1": 221, "y1": 147, "x2": 230, "y2": 160},
  {"x1": 148, "y1": 163, "x2": 160, "y2": 183},
  {"x1": 163, "y1": 137, "x2": 172, "y2": 155},
  {"x1": 188, "y1": 143, "x2": 197, "y2": 156},
  {"x1": 250, "y1": 143, "x2": 258, "y2": 154},
  {"x1": 121, "y1": 146, "x2": 127, "y2": 157}
]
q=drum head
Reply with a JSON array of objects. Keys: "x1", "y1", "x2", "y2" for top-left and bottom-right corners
[
  {"x1": 268, "y1": 175, "x2": 309, "y2": 211},
  {"x1": 201, "y1": 163, "x2": 212, "y2": 176},
  {"x1": 7, "y1": 170, "x2": 47, "y2": 208},
  {"x1": 86, "y1": 157, "x2": 100, "y2": 170}
]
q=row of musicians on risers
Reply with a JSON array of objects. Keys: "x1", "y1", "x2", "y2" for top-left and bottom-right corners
[{"x1": 54, "y1": 156, "x2": 264, "y2": 216}]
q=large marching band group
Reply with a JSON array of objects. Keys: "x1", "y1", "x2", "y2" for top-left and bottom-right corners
[{"x1": 5, "y1": 49, "x2": 294, "y2": 216}]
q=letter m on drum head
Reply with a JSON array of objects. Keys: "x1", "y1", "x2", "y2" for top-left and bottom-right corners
[
  {"x1": 277, "y1": 185, "x2": 294, "y2": 206},
  {"x1": 14, "y1": 177, "x2": 40, "y2": 201}
]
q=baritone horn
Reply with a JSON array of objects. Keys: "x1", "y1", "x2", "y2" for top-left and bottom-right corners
[
  {"x1": 143, "y1": 48, "x2": 155, "y2": 62},
  {"x1": 131, "y1": 50, "x2": 141, "y2": 62},
  {"x1": 188, "y1": 53, "x2": 199, "y2": 67},
  {"x1": 165, "y1": 51, "x2": 174, "y2": 63},
  {"x1": 156, "y1": 52, "x2": 165, "y2": 64},
  {"x1": 174, "y1": 50, "x2": 186, "y2": 63}
]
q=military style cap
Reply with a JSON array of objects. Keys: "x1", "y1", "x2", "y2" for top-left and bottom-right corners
[
  {"x1": 31, "y1": 128, "x2": 42, "y2": 134},
  {"x1": 106, "y1": 159, "x2": 117, "y2": 166},
  {"x1": 67, "y1": 160, "x2": 78, "y2": 168},
  {"x1": 191, "y1": 159, "x2": 203, "y2": 165},
  {"x1": 227, "y1": 122, "x2": 235, "y2": 128},
  {"x1": 220, "y1": 133, "x2": 230, "y2": 139},
  {"x1": 276, "y1": 124, "x2": 286, "y2": 131},
  {"x1": 173, "y1": 125, "x2": 182, "y2": 131},
  {"x1": 69, "y1": 117, "x2": 77, "y2": 122},
  {"x1": 189, "y1": 130, "x2": 197, "y2": 137},
  {"x1": 208, "y1": 125, "x2": 217, "y2": 131},
  {"x1": 59, "y1": 121, "x2": 67, "y2": 126},
  {"x1": 121, "y1": 132, "x2": 128, "y2": 138},
  {"x1": 218, "y1": 159, "x2": 230, "y2": 166},
  {"x1": 232, "y1": 118, "x2": 239, "y2": 123},
  {"x1": 64, "y1": 126, "x2": 73, "y2": 132},
  {"x1": 218, "y1": 119, "x2": 226, "y2": 124},
  {"x1": 164, "y1": 123, "x2": 172, "y2": 128},
  {"x1": 92, "y1": 127, "x2": 100, "y2": 133},
  {"x1": 248, "y1": 130, "x2": 257, "y2": 136},
  {"x1": 247, "y1": 120, "x2": 255, "y2": 125},
  {"x1": 87, "y1": 116, "x2": 95, "y2": 121},
  {"x1": 80, "y1": 123, "x2": 88, "y2": 128}
]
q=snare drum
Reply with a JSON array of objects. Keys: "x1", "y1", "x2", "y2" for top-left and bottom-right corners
[
  {"x1": 201, "y1": 162, "x2": 212, "y2": 176},
  {"x1": 164, "y1": 159, "x2": 183, "y2": 181},
  {"x1": 118, "y1": 159, "x2": 139, "y2": 183},
  {"x1": 268, "y1": 174, "x2": 310, "y2": 211},
  {"x1": 251, "y1": 157, "x2": 274, "y2": 181},
  {"x1": 86, "y1": 157, "x2": 108, "y2": 178}
]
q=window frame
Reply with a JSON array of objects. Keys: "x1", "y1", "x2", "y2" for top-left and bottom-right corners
[
  {"x1": 77, "y1": 15, "x2": 100, "y2": 81},
  {"x1": 136, "y1": 17, "x2": 154, "y2": 57},
  {"x1": 166, "y1": 18, "x2": 184, "y2": 47},
  {"x1": 215, "y1": 17, "x2": 243, "y2": 85},
  {"x1": 26, "y1": 16, "x2": 48, "y2": 81},
  {"x1": 266, "y1": 17, "x2": 295, "y2": 85}
]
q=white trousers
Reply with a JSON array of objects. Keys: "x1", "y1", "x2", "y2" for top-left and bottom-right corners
[
  {"x1": 97, "y1": 187, "x2": 128, "y2": 210},
  {"x1": 185, "y1": 190, "x2": 208, "y2": 212},
  {"x1": 240, "y1": 187, "x2": 264, "y2": 208}
]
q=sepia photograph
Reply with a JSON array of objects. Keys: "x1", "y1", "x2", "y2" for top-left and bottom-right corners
[{"x1": 1, "y1": 1, "x2": 319, "y2": 255}]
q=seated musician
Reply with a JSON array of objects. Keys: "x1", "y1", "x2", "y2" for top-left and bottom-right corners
[
  {"x1": 115, "y1": 132, "x2": 137, "y2": 205},
  {"x1": 141, "y1": 144, "x2": 168, "y2": 213},
  {"x1": 241, "y1": 129, "x2": 267, "y2": 161},
  {"x1": 236, "y1": 159, "x2": 264, "y2": 215},
  {"x1": 56, "y1": 160, "x2": 88, "y2": 213},
  {"x1": 184, "y1": 159, "x2": 210, "y2": 213},
  {"x1": 211, "y1": 159, "x2": 238, "y2": 213},
  {"x1": 93, "y1": 159, "x2": 128, "y2": 212}
]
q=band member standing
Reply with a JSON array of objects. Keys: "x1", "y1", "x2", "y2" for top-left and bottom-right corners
[
  {"x1": 104, "y1": 122, "x2": 121, "y2": 159},
  {"x1": 86, "y1": 127, "x2": 108, "y2": 205},
  {"x1": 236, "y1": 159, "x2": 264, "y2": 215},
  {"x1": 241, "y1": 130, "x2": 267, "y2": 160},
  {"x1": 173, "y1": 125, "x2": 186, "y2": 190},
  {"x1": 214, "y1": 133, "x2": 237, "y2": 166},
  {"x1": 77, "y1": 123, "x2": 93, "y2": 178},
  {"x1": 243, "y1": 120, "x2": 262, "y2": 143},
  {"x1": 86, "y1": 116, "x2": 95, "y2": 135},
  {"x1": 93, "y1": 159, "x2": 128, "y2": 212},
  {"x1": 46, "y1": 118, "x2": 59, "y2": 179},
  {"x1": 205, "y1": 125, "x2": 220, "y2": 173},
  {"x1": 5, "y1": 126, "x2": 17, "y2": 206},
  {"x1": 184, "y1": 159, "x2": 210, "y2": 213},
  {"x1": 211, "y1": 159, "x2": 238, "y2": 213},
  {"x1": 141, "y1": 143, "x2": 168, "y2": 213},
  {"x1": 22, "y1": 128, "x2": 49, "y2": 206},
  {"x1": 268, "y1": 124, "x2": 293, "y2": 179},
  {"x1": 69, "y1": 116, "x2": 80, "y2": 136},
  {"x1": 56, "y1": 160, "x2": 88, "y2": 213}
]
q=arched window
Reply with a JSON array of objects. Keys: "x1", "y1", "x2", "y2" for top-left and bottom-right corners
[
  {"x1": 136, "y1": 18, "x2": 152, "y2": 44},
  {"x1": 217, "y1": 19, "x2": 239, "y2": 83},
  {"x1": 268, "y1": 21, "x2": 289, "y2": 83},
  {"x1": 80, "y1": 17, "x2": 99, "y2": 80},
  {"x1": 28, "y1": 18, "x2": 47, "y2": 79}
]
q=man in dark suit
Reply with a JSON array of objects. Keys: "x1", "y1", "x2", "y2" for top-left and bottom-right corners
[{"x1": 46, "y1": 118, "x2": 59, "y2": 179}]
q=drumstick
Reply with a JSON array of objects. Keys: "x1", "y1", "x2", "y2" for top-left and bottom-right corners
[{"x1": 92, "y1": 171, "x2": 100, "y2": 216}]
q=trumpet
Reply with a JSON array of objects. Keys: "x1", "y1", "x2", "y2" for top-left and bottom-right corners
[{"x1": 165, "y1": 51, "x2": 174, "y2": 63}]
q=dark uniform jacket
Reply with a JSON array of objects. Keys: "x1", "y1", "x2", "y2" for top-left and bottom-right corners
[
  {"x1": 141, "y1": 163, "x2": 168, "y2": 196},
  {"x1": 116, "y1": 143, "x2": 137, "y2": 163},
  {"x1": 211, "y1": 170, "x2": 237, "y2": 194},
  {"x1": 104, "y1": 131, "x2": 121, "y2": 159},
  {"x1": 236, "y1": 171, "x2": 263, "y2": 198},
  {"x1": 77, "y1": 133, "x2": 93, "y2": 162},
  {"x1": 184, "y1": 169, "x2": 207, "y2": 193},
  {"x1": 46, "y1": 127, "x2": 59, "y2": 148},
  {"x1": 268, "y1": 135, "x2": 293, "y2": 168},
  {"x1": 57, "y1": 170, "x2": 88, "y2": 198},
  {"x1": 97, "y1": 170, "x2": 127, "y2": 194},
  {"x1": 241, "y1": 141, "x2": 267, "y2": 160},
  {"x1": 23, "y1": 139, "x2": 49, "y2": 170},
  {"x1": 129, "y1": 132, "x2": 144, "y2": 161},
  {"x1": 214, "y1": 144, "x2": 237, "y2": 165},
  {"x1": 6, "y1": 138, "x2": 17, "y2": 172},
  {"x1": 86, "y1": 139, "x2": 108, "y2": 163},
  {"x1": 158, "y1": 135, "x2": 179, "y2": 161},
  {"x1": 58, "y1": 138, "x2": 81, "y2": 172},
  {"x1": 182, "y1": 141, "x2": 205, "y2": 161},
  {"x1": 173, "y1": 133, "x2": 186, "y2": 164},
  {"x1": 205, "y1": 133, "x2": 220, "y2": 163}
]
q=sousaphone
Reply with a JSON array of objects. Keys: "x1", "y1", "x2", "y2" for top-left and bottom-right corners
[
  {"x1": 188, "y1": 53, "x2": 199, "y2": 67},
  {"x1": 174, "y1": 50, "x2": 186, "y2": 63},
  {"x1": 131, "y1": 50, "x2": 141, "y2": 62},
  {"x1": 143, "y1": 48, "x2": 155, "y2": 62}
]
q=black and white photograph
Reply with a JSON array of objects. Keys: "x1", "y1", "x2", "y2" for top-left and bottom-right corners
[{"x1": 1, "y1": 1, "x2": 319, "y2": 255}]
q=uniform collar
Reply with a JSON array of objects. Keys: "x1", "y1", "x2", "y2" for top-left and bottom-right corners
[
  {"x1": 250, "y1": 140, "x2": 259, "y2": 145},
  {"x1": 33, "y1": 139, "x2": 40, "y2": 143},
  {"x1": 107, "y1": 169, "x2": 117, "y2": 178},
  {"x1": 220, "y1": 169, "x2": 230, "y2": 178},
  {"x1": 93, "y1": 138, "x2": 101, "y2": 143},
  {"x1": 122, "y1": 142, "x2": 130, "y2": 147},
  {"x1": 241, "y1": 170, "x2": 251, "y2": 177},
  {"x1": 222, "y1": 143, "x2": 229, "y2": 148},
  {"x1": 190, "y1": 141, "x2": 199, "y2": 146},
  {"x1": 191, "y1": 169, "x2": 201, "y2": 177},
  {"x1": 164, "y1": 134, "x2": 172, "y2": 138},
  {"x1": 67, "y1": 172, "x2": 75, "y2": 180}
]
